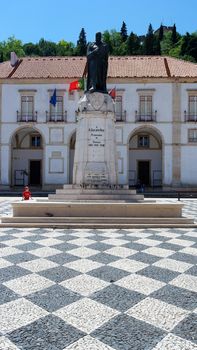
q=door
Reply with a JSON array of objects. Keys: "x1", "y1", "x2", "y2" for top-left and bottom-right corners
[
  {"x1": 29, "y1": 160, "x2": 41, "y2": 185},
  {"x1": 138, "y1": 161, "x2": 150, "y2": 186}
]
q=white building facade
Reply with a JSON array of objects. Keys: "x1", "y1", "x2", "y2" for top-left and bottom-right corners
[{"x1": 0, "y1": 55, "x2": 197, "y2": 190}]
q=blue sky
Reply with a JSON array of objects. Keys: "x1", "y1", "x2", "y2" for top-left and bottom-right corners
[{"x1": 0, "y1": 0, "x2": 196, "y2": 44}]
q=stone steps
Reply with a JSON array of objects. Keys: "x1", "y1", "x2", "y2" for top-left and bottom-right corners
[
  {"x1": 9, "y1": 201, "x2": 185, "y2": 218},
  {"x1": 49, "y1": 188, "x2": 142, "y2": 201},
  {"x1": 0, "y1": 216, "x2": 195, "y2": 228},
  {"x1": 48, "y1": 194, "x2": 144, "y2": 201}
]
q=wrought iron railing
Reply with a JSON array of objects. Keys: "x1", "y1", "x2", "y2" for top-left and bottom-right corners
[
  {"x1": 115, "y1": 111, "x2": 126, "y2": 122},
  {"x1": 184, "y1": 111, "x2": 197, "y2": 122},
  {"x1": 46, "y1": 111, "x2": 67, "y2": 122},
  {"x1": 135, "y1": 110, "x2": 157, "y2": 122},
  {"x1": 17, "y1": 111, "x2": 37, "y2": 122}
]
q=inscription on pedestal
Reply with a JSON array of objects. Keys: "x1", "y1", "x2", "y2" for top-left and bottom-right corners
[
  {"x1": 88, "y1": 127, "x2": 105, "y2": 147},
  {"x1": 88, "y1": 127, "x2": 105, "y2": 161}
]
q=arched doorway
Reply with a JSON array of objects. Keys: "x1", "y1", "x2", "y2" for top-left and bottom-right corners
[
  {"x1": 128, "y1": 127, "x2": 162, "y2": 188},
  {"x1": 11, "y1": 127, "x2": 43, "y2": 187},
  {"x1": 69, "y1": 131, "x2": 76, "y2": 184}
]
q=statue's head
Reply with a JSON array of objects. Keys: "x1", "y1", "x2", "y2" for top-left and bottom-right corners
[{"x1": 95, "y1": 32, "x2": 102, "y2": 44}]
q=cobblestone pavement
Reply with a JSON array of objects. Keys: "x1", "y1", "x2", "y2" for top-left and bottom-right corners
[{"x1": 0, "y1": 199, "x2": 196, "y2": 349}]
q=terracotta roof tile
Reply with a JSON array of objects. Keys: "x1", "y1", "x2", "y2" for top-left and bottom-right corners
[
  {"x1": 166, "y1": 56, "x2": 197, "y2": 77},
  {"x1": 108, "y1": 56, "x2": 168, "y2": 77},
  {"x1": 0, "y1": 61, "x2": 15, "y2": 78},
  {"x1": 11, "y1": 57, "x2": 86, "y2": 79},
  {"x1": 0, "y1": 56, "x2": 197, "y2": 79}
]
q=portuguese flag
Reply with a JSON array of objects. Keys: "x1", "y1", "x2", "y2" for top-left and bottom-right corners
[{"x1": 69, "y1": 78, "x2": 84, "y2": 92}]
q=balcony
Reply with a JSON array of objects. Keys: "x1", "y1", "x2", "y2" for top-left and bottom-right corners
[
  {"x1": 115, "y1": 111, "x2": 126, "y2": 122},
  {"x1": 184, "y1": 111, "x2": 197, "y2": 122},
  {"x1": 135, "y1": 111, "x2": 157, "y2": 122},
  {"x1": 46, "y1": 111, "x2": 67, "y2": 122},
  {"x1": 17, "y1": 111, "x2": 37, "y2": 122}
]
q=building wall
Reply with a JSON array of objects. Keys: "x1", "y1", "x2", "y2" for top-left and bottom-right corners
[{"x1": 0, "y1": 81, "x2": 197, "y2": 188}]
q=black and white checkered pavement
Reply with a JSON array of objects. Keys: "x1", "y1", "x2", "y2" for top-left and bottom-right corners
[{"x1": 0, "y1": 199, "x2": 196, "y2": 349}]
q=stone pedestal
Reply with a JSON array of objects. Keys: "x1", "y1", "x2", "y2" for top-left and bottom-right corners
[{"x1": 73, "y1": 92, "x2": 117, "y2": 187}]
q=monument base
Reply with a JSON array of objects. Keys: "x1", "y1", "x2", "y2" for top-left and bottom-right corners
[
  {"x1": 1, "y1": 197, "x2": 195, "y2": 228},
  {"x1": 73, "y1": 92, "x2": 117, "y2": 187}
]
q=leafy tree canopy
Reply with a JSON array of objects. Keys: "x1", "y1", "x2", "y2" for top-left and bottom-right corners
[{"x1": 0, "y1": 25, "x2": 197, "y2": 63}]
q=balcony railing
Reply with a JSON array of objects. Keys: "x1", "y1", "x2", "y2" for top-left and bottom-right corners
[
  {"x1": 115, "y1": 111, "x2": 126, "y2": 122},
  {"x1": 46, "y1": 111, "x2": 67, "y2": 122},
  {"x1": 17, "y1": 111, "x2": 37, "y2": 122},
  {"x1": 184, "y1": 111, "x2": 197, "y2": 122},
  {"x1": 135, "y1": 111, "x2": 157, "y2": 122}
]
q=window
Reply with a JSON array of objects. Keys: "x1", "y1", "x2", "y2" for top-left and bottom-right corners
[
  {"x1": 139, "y1": 96, "x2": 152, "y2": 117},
  {"x1": 188, "y1": 129, "x2": 197, "y2": 143},
  {"x1": 21, "y1": 96, "x2": 34, "y2": 119},
  {"x1": 50, "y1": 96, "x2": 63, "y2": 119},
  {"x1": 31, "y1": 135, "x2": 41, "y2": 148},
  {"x1": 189, "y1": 96, "x2": 197, "y2": 117},
  {"x1": 115, "y1": 96, "x2": 122, "y2": 120},
  {"x1": 138, "y1": 135, "x2": 150, "y2": 148}
]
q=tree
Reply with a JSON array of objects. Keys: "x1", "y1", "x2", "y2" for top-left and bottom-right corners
[
  {"x1": 180, "y1": 32, "x2": 191, "y2": 56},
  {"x1": 172, "y1": 24, "x2": 178, "y2": 45},
  {"x1": 38, "y1": 38, "x2": 57, "y2": 56},
  {"x1": 0, "y1": 51, "x2": 3, "y2": 62},
  {"x1": 158, "y1": 24, "x2": 164, "y2": 41},
  {"x1": 144, "y1": 24, "x2": 154, "y2": 55},
  {"x1": 109, "y1": 30, "x2": 125, "y2": 55},
  {"x1": 127, "y1": 32, "x2": 140, "y2": 55},
  {"x1": 56, "y1": 40, "x2": 75, "y2": 56},
  {"x1": 102, "y1": 30, "x2": 113, "y2": 54},
  {"x1": 120, "y1": 21, "x2": 128, "y2": 42},
  {"x1": 160, "y1": 31, "x2": 174, "y2": 55},
  {"x1": 154, "y1": 37, "x2": 161, "y2": 55},
  {"x1": 1, "y1": 36, "x2": 25, "y2": 60},
  {"x1": 23, "y1": 42, "x2": 41, "y2": 56},
  {"x1": 76, "y1": 28, "x2": 87, "y2": 56}
]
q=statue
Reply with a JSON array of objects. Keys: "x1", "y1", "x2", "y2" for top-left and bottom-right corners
[{"x1": 86, "y1": 32, "x2": 109, "y2": 93}]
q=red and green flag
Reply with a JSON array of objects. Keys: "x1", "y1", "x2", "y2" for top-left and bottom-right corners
[
  {"x1": 109, "y1": 87, "x2": 116, "y2": 99},
  {"x1": 69, "y1": 78, "x2": 84, "y2": 92}
]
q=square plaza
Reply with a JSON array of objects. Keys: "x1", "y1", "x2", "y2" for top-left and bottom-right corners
[{"x1": 0, "y1": 198, "x2": 196, "y2": 349}]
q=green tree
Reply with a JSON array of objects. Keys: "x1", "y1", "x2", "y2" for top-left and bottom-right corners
[
  {"x1": 56, "y1": 40, "x2": 75, "y2": 56},
  {"x1": 76, "y1": 28, "x2": 87, "y2": 56},
  {"x1": 102, "y1": 30, "x2": 113, "y2": 54},
  {"x1": 160, "y1": 31, "x2": 173, "y2": 55},
  {"x1": 180, "y1": 32, "x2": 191, "y2": 56},
  {"x1": 153, "y1": 37, "x2": 161, "y2": 55},
  {"x1": 144, "y1": 24, "x2": 154, "y2": 54},
  {"x1": 120, "y1": 21, "x2": 128, "y2": 42},
  {"x1": 127, "y1": 32, "x2": 140, "y2": 55},
  {"x1": 38, "y1": 38, "x2": 57, "y2": 56},
  {"x1": 110, "y1": 30, "x2": 125, "y2": 55},
  {"x1": 23, "y1": 42, "x2": 41, "y2": 56},
  {"x1": 171, "y1": 24, "x2": 178, "y2": 45},
  {"x1": 1, "y1": 36, "x2": 25, "y2": 60},
  {"x1": 158, "y1": 24, "x2": 164, "y2": 41},
  {"x1": 0, "y1": 51, "x2": 3, "y2": 62}
]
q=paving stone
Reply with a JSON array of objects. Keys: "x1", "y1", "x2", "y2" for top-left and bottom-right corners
[
  {"x1": 91, "y1": 284, "x2": 145, "y2": 312},
  {"x1": 8, "y1": 314, "x2": 85, "y2": 350},
  {"x1": 0, "y1": 199, "x2": 196, "y2": 349},
  {"x1": 172, "y1": 313, "x2": 197, "y2": 344},
  {"x1": 27, "y1": 284, "x2": 82, "y2": 312},
  {"x1": 92, "y1": 314, "x2": 166, "y2": 350},
  {"x1": 151, "y1": 284, "x2": 197, "y2": 311}
]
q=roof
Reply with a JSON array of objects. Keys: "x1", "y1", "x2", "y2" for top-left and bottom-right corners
[{"x1": 0, "y1": 56, "x2": 197, "y2": 79}]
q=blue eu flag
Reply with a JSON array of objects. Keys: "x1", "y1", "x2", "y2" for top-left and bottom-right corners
[{"x1": 50, "y1": 89, "x2": 57, "y2": 106}]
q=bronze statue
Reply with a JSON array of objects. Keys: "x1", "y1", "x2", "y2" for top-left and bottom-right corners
[{"x1": 86, "y1": 32, "x2": 108, "y2": 93}]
